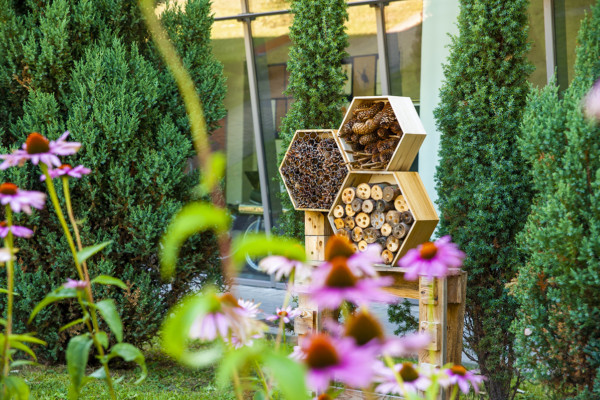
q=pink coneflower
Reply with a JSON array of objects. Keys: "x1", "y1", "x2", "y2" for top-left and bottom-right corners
[
  {"x1": 0, "y1": 183, "x2": 46, "y2": 214},
  {"x1": 266, "y1": 306, "x2": 301, "y2": 323},
  {"x1": 0, "y1": 248, "x2": 15, "y2": 262},
  {"x1": 258, "y1": 255, "x2": 311, "y2": 281},
  {"x1": 0, "y1": 132, "x2": 81, "y2": 169},
  {"x1": 584, "y1": 78, "x2": 600, "y2": 120},
  {"x1": 383, "y1": 332, "x2": 431, "y2": 357},
  {"x1": 439, "y1": 365, "x2": 486, "y2": 394},
  {"x1": 298, "y1": 334, "x2": 376, "y2": 392},
  {"x1": 189, "y1": 293, "x2": 264, "y2": 345},
  {"x1": 40, "y1": 164, "x2": 91, "y2": 181},
  {"x1": 307, "y1": 257, "x2": 394, "y2": 309},
  {"x1": 346, "y1": 243, "x2": 382, "y2": 277},
  {"x1": 63, "y1": 278, "x2": 87, "y2": 290},
  {"x1": 343, "y1": 310, "x2": 385, "y2": 347},
  {"x1": 373, "y1": 361, "x2": 431, "y2": 395},
  {"x1": 398, "y1": 236, "x2": 465, "y2": 280},
  {"x1": 0, "y1": 221, "x2": 33, "y2": 238},
  {"x1": 237, "y1": 298, "x2": 260, "y2": 318}
]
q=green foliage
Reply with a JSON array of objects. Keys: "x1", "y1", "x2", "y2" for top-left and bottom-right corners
[
  {"x1": 387, "y1": 299, "x2": 418, "y2": 336},
  {"x1": 0, "y1": 0, "x2": 226, "y2": 362},
  {"x1": 276, "y1": 0, "x2": 349, "y2": 238},
  {"x1": 433, "y1": 1, "x2": 533, "y2": 398},
  {"x1": 512, "y1": 3, "x2": 600, "y2": 397}
]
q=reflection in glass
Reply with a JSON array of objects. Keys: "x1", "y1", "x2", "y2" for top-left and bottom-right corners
[
  {"x1": 346, "y1": 5, "x2": 381, "y2": 100},
  {"x1": 554, "y1": 0, "x2": 594, "y2": 89},
  {"x1": 210, "y1": 1, "x2": 242, "y2": 20},
  {"x1": 248, "y1": 0, "x2": 289, "y2": 13},
  {"x1": 385, "y1": 0, "x2": 423, "y2": 100},
  {"x1": 212, "y1": 21, "x2": 270, "y2": 281},
  {"x1": 528, "y1": 1, "x2": 547, "y2": 87}
]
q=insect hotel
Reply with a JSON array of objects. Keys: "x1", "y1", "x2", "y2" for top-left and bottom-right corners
[{"x1": 279, "y1": 96, "x2": 467, "y2": 378}]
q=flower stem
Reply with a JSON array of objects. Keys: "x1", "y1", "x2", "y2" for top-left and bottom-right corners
[
  {"x1": 383, "y1": 354, "x2": 407, "y2": 395},
  {"x1": 41, "y1": 164, "x2": 116, "y2": 399},
  {"x1": 275, "y1": 270, "x2": 294, "y2": 350},
  {"x1": 231, "y1": 367, "x2": 244, "y2": 400},
  {"x1": 449, "y1": 385, "x2": 459, "y2": 400},
  {"x1": 1, "y1": 206, "x2": 15, "y2": 380},
  {"x1": 254, "y1": 360, "x2": 272, "y2": 400}
]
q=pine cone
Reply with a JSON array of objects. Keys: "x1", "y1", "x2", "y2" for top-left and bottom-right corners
[
  {"x1": 356, "y1": 102, "x2": 384, "y2": 121},
  {"x1": 352, "y1": 119, "x2": 378, "y2": 135},
  {"x1": 379, "y1": 148, "x2": 394, "y2": 163},
  {"x1": 390, "y1": 121, "x2": 402, "y2": 135},
  {"x1": 377, "y1": 127, "x2": 390, "y2": 139},
  {"x1": 341, "y1": 118, "x2": 357, "y2": 136},
  {"x1": 359, "y1": 132, "x2": 378, "y2": 146},
  {"x1": 377, "y1": 138, "x2": 398, "y2": 152}
]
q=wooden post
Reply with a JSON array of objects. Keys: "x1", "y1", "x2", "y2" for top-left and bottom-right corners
[{"x1": 295, "y1": 211, "x2": 332, "y2": 343}]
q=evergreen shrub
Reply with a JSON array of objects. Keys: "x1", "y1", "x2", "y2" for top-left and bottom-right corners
[
  {"x1": 433, "y1": 0, "x2": 533, "y2": 398},
  {"x1": 512, "y1": 3, "x2": 600, "y2": 397},
  {"x1": 276, "y1": 0, "x2": 349, "y2": 239},
  {"x1": 0, "y1": 0, "x2": 226, "y2": 362}
]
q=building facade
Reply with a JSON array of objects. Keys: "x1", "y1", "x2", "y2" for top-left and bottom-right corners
[{"x1": 209, "y1": 0, "x2": 594, "y2": 284}]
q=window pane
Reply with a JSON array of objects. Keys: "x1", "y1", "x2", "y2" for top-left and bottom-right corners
[
  {"x1": 385, "y1": 0, "x2": 423, "y2": 101},
  {"x1": 211, "y1": 1, "x2": 242, "y2": 19},
  {"x1": 554, "y1": 0, "x2": 594, "y2": 89},
  {"x1": 346, "y1": 5, "x2": 381, "y2": 99},
  {"x1": 212, "y1": 21, "x2": 270, "y2": 281},
  {"x1": 248, "y1": 0, "x2": 289, "y2": 13},
  {"x1": 528, "y1": 1, "x2": 547, "y2": 87}
]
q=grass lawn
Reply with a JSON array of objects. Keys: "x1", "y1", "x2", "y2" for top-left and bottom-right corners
[{"x1": 17, "y1": 344, "x2": 236, "y2": 400}]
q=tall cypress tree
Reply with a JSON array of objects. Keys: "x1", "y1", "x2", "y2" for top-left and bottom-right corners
[
  {"x1": 277, "y1": 0, "x2": 349, "y2": 238},
  {"x1": 0, "y1": 0, "x2": 226, "y2": 361},
  {"x1": 434, "y1": 1, "x2": 533, "y2": 398},
  {"x1": 513, "y1": 3, "x2": 600, "y2": 398}
]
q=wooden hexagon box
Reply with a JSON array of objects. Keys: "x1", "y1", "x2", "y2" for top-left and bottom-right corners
[
  {"x1": 335, "y1": 96, "x2": 426, "y2": 171},
  {"x1": 279, "y1": 129, "x2": 349, "y2": 212},
  {"x1": 327, "y1": 171, "x2": 438, "y2": 266}
]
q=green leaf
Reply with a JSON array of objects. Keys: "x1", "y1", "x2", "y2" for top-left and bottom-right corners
[
  {"x1": 160, "y1": 202, "x2": 230, "y2": 279},
  {"x1": 216, "y1": 345, "x2": 260, "y2": 388},
  {"x1": 9, "y1": 334, "x2": 46, "y2": 346},
  {"x1": 231, "y1": 234, "x2": 306, "y2": 268},
  {"x1": 60, "y1": 317, "x2": 88, "y2": 333},
  {"x1": 161, "y1": 288, "x2": 223, "y2": 368},
  {"x1": 10, "y1": 360, "x2": 37, "y2": 369},
  {"x1": 66, "y1": 335, "x2": 93, "y2": 400},
  {"x1": 95, "y1": 299, "x2": 123, "y2": 343},
  {"x1": 262, "y1": 351, "x2": 308, "y2": 400},
  {"x1": 198, "y1": 152, "x2": 226, "y2": 196},
  {"x1": 3, "y1": 376, "x2": 30, "y2": 400},
  {"x1": 108, "y1": 343, "x2": 147, "y2": 384},
  {"x1": 29, "y1": 288, "x2": 78, "y2": 323},
  {"x1": 96, "y1": 331, "x2": 109, "y2": 349},
  {"x1": 9, "y1": 340, "x2": 37, "y2": 360},
  {"x1": 0, "y1": 289, "x2": 18, "y2": 296},
  {"x1": 88, "y1": 367, "x2": 106, "y2": 380},
  {"x1": 91, "y1": 275, "x2": 128, "y2": 290},
  {"x1": 77, "y1": 241, "x2": 111, "y2": 264}
]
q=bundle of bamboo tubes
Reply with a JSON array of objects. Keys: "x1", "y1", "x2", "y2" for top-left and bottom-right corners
[{"x1": 331, "y1": 182, "x2": 414, "y2": 265}]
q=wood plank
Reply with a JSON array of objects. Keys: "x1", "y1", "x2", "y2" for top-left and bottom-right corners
[
  {"x1": 418, "y1": 277, "x2": 445, "y2": 367},
  {"x1": 393, "y1": 172, "x2": 438, "y2": 222},
  {"x1": 386, "y1": 133, "x2": 426, "y2": 172},
  {"x1": 447, "y1": 272, "x2": 467, "y2": 366},
  {"x1": 379, "y1": 269, "x2": 420, "y2": 299},
  {"x1": 305, "y1": 211, "x2": 333, "y2": 236}
]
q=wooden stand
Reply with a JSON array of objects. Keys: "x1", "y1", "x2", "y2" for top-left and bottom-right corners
[{"x1": 296, "y1": 211, "x2": 468, "y2": 398}]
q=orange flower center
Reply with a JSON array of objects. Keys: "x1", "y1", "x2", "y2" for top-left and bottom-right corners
[
  {"x1": 278, "y1": 310, "x2": 288, "y2": 317},
  {"x1": 58, "y1": 164, "x2": 72, "y2": 170},
  {"x1": 419, "y1": 242, "x2": 438, "y2": 260},
  {"x1": 0, "y1": 222, "x2": 6, "y2": 228},
  {"x1": 399, "y1": 362, "x2": 419, "y2": 382},
  {"x1": 344, "y1": 311, "x2": 384, "y2": 346},
  {"x1": 0, "y1": 183, "x2": 18, "y2": 195},
  {"x1": 25, "y1": 132, "x2": 50, "y2": 155},
  {"x1": 325, "y1": 257, "x2": 357, "y2": 288},
  {"x1": 219, "y1": 293, "x2": 240, "y2": 308},
  {"x1": 305, "y1": 335, "x2": 339, "y2": 369},
  {"x1": 324, "y1": 235, "x2": 355, "y2": 261},
  {"x1": 450, "y1": 365, "x2": 467, "y2": 376},
  {"x1": 318, "y1": 395, "x2": 332, "y2": 400}
]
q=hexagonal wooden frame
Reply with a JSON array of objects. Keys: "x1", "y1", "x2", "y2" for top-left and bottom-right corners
[
  {"x1": 327, "y1": 171, "x2": 438, "y2": 266},
  {"x1": 335, "y1": 96, "x2": 426, "y2": 171},
  {"x1": 279, "y1": 129, "x2": 349, "y2": 212}
]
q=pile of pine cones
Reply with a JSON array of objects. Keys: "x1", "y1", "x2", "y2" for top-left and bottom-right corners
[
  {"x1": 280, "y1": 132, "x2": 348, "y2": 210},
  {"x1": 339, "y1": 101, "x2": 403, "y2": 169}
]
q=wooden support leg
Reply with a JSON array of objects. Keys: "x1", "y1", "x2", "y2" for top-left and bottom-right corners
[
  {"x1": 446, "y1": 271, "x2": 467, "y2": 366},
  {"x1": 418, "y1": 277, "x2": 445, "y2": 367},
  {"x1": 295, "y1": 211, "x2": 332, "y2": 344}
]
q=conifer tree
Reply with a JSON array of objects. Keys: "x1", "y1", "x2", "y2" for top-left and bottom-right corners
[
  {"x1": 277, "y1": 0, "x2": 349, "y2": 238},
  {"x1": 434, "y1": 1, "x2": 533, "y2": 398},
  {"x1": 0, "y1": 0, "x2": 226, "y2": 361},
  {"x1": 513, "y1": 3, "x2": 600, "y2": 397}
]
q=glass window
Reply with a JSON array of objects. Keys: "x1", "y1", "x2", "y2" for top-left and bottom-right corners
[
  {"x1": 248, "y1": 0, "x2": 289, "y2": 13},
  {"x1": 211, "y1": 1, "x2": 242, "y2": 20},
  {"x1": 385, "y1": 0, "x2": 423, "y2": 101},
  {"x1": 528, "y1": 1, "x2": 547, "y2": 87},
  {"x1": 212, "y1": 20, "x2": 270, "y2": 281},
  {"x1": 554, "y1": 0, "x2": 594, "y2": 89}
]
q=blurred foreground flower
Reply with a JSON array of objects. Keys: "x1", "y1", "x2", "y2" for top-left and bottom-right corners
[
  {"x1": 0, "y1": 248, "x2": 15, "y2": 263},
  {"x1": 40, "y1": 164, "x2": 91, "y2": 181},
  {"x1": 584, "y1": 78, "x2": 600, "y2": 120},
  {"x1": 439, "y1": 364, "x2": 485, "y2": 394},
  {"x1": 399, "y1": 235, "x2": 465, "y2": 280},
  {"x1": 325, "y1": 235, "x2": 380, "y2": 277},
  {"x1": 0, "y1": 131, "x2": 80, "y2": 169},
  {"x1": 258, "y1": 256, "x2": 311, "y2": 281},
  {"x1": 295, "y1": 333, "x2": 376, "y2": 392},
  {"x1": 373, "y1": 361, "x2": 431, "y2": 395},
  {"x1": 189, "y1": 293, "x2": 264, "y2": 345},
  {"x1": 0, "y1": 183, "x2": 46, "y2": 214},
  {"x1": 0, "y1": 222, "x2": 33, "y2": 238},
  {"x1": 63, "y1": 279, "x2": 87, "y2": 290},
  {"x1": 266, "y1": 306, "x2": 301, "y2": 323}
]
